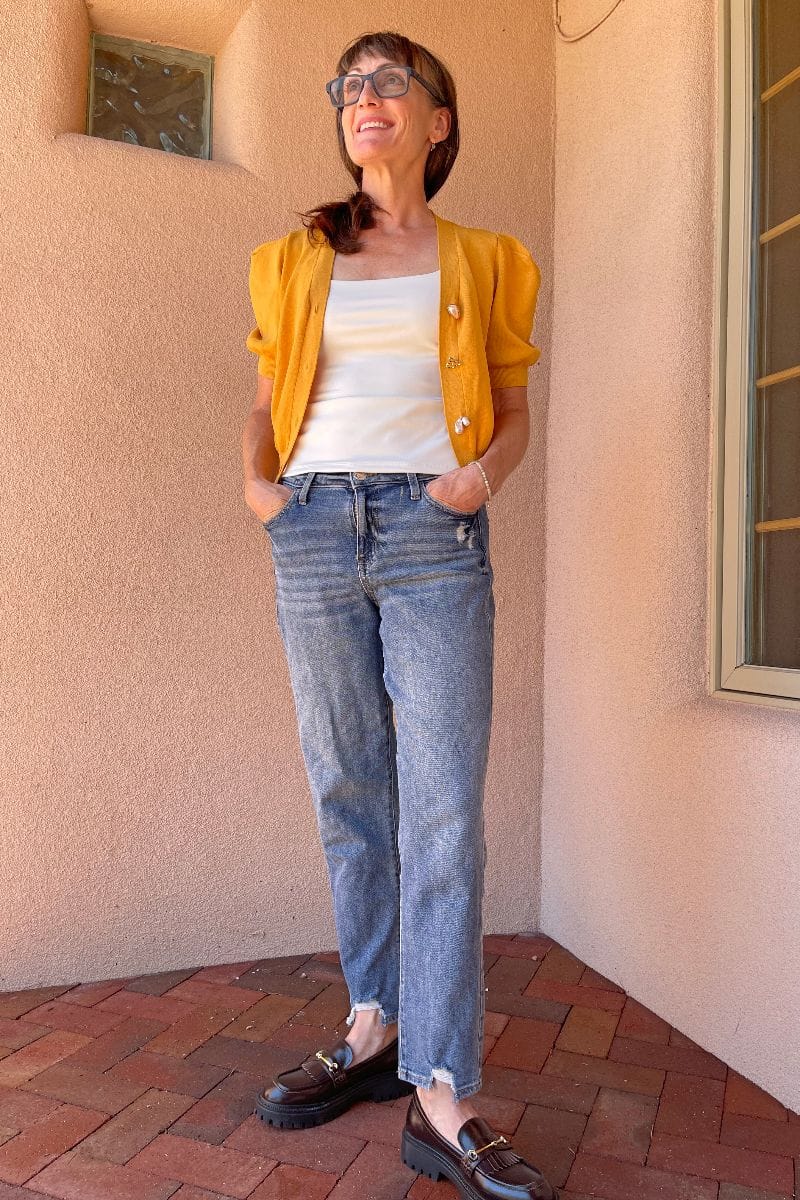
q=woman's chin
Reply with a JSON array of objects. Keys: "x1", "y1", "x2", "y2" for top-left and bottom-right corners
[{"x1": 350, "y1": 149, "x2": 400, "y2": 170}]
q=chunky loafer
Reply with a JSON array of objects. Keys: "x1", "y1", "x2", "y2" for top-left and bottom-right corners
[
  {"x1": 401, "y1": 1089, "x2": 560, "y2": 1199},
  {"x1": 254, "y1": 1034, "x2": 414, "y2": 1129}
]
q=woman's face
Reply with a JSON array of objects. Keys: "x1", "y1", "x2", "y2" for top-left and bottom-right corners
[{"x1": 339, "y1": 52, "x2": 449, "y2": 171}]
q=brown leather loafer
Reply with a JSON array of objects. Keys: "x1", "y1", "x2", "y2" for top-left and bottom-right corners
[
  {"x1": 255, "y1": 1034, "x2": 414, "y2": 1129},
  {"x1": 401, "y1": 1089, "x2": 560, "y2": 1199}
]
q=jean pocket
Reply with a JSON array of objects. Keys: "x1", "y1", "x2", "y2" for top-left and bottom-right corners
[
  {"x1": 261, "y1": 490, "x2": 297, "y2": 532},
  {"x1": 420, "y1": 481, "x2": 482, "y2": 519}
]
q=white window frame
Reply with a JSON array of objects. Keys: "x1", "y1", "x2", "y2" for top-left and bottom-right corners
[{"x1": 711, "y1": 0, "x2": 800, "y2": 708}]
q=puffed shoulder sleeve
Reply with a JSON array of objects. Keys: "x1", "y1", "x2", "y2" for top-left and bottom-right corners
[
  {"x1": 485, "y1": 232, "x2": 542, "y2": 389},
  {"x1": 245, "y1": 238, "x2": 286, "y2": 378}
]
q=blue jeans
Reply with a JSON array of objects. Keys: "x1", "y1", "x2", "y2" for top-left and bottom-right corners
[{"x1": 262, "y1": 470, "x2": 495, "y2": 1102}]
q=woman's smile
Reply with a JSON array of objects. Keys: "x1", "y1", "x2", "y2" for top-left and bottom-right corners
[{"x1": 356, "y1": 120, "x2": 394, "y2": 134}]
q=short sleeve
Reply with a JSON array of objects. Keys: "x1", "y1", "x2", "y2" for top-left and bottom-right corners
[
  {"x1": 485, "y1": 233, "x2": 542, "y2": 389},
  {"x1": 245, "y1": 239, "x2": 286, "y2": 378}
]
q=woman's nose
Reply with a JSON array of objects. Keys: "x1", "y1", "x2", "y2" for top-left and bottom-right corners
[{"x1": 359, "y1": 76, "x2": 381, "y2": 103}]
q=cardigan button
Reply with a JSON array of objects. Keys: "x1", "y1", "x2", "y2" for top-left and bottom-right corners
[
  {"x1": 445, "y1": 356, "x2": 461, "y2": 368},
  {"x1": 447, "y1": 303, "x2": 461, "y2": 318}
]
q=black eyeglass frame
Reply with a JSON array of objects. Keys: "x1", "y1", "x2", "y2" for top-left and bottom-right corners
[{"x1": 326, "y1": 64, "x2": 447, "y2": 109}]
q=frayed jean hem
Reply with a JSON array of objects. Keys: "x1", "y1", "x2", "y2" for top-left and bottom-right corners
[
  {"x1": 345, "y1": 1000, "x2": 398, "y2": 1028},
  {"x1": 397, "y1": 1063, "x2": 482, "y2": 1103}
]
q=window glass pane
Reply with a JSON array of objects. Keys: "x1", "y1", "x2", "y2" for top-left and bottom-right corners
[
  {"x1": 751, "y1": 377, "x2": 800, "y2": 671},
  {"x1": 88, "y1": 34, "x2": 212, "y2": 159},
  {"x1": 756, "y1": 377, "x2": 800, "y2": 522},
  {"x1": 752, "y1": 528, "x2": 800, "y2": 669},
  {"x1": 760, "y1": 80, "x2": 800, "y2": 232},
  {"x1": 758, "y1": 221, "x2": 800, "y2": 378},
  {"x1": 748, "y1": 0, "x2": 800, "y2": 671},
  {"x1": 759, "y1": 0, "x2": 800, "y2": 91}
]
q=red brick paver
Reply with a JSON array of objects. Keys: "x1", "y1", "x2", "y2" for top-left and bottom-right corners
[
  {"x1": 128, "y1": 1131, "x2": 275, "y2": 1196},
  {"x1": 0, "y1": 937, "x2": 794, "y2": 1199},
  {"x1": 24, "y1": 1148, "x2": 179, "y2": 1199}
]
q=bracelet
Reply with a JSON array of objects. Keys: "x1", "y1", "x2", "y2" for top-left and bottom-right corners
[{"x1": 469, "y1": 459, "x2": 492, "y2": 501}]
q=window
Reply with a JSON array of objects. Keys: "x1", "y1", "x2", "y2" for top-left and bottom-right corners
[
  {"x1": 87, "y1": 33, "x2": 213, "y2": 159},
  {"x1": 714, "y1": 0, "x2": 800, "y2": 704}
]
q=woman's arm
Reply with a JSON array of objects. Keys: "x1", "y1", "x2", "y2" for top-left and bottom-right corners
[
  {"x1": 426, "y1": 383, "x2": 530, "y2": 511},
  {"x1": 242, "y1": 374, "x2": 292, "y2": 522},
  {"x1": 478, "y1": 384, "x2": 530, "y2": 494}
]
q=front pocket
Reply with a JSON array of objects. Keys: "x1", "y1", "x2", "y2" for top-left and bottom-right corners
[
  {"x1": 261, "y1": 490, "x2": 297, "y2": 532},
  {"x1": 420, "y1": 481, "x2": 482, "y2": 519}
]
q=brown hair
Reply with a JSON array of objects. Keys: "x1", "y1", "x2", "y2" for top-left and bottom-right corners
[{"x1": 298, "y1": 31, "x2": 459, "y2": 254}]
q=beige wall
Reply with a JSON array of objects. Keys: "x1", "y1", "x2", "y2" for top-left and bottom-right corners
[
  {"x1": 1, "y1": 2, "x2": 553, "y2": 988},
  {"x1": 542, "y1": 0, "x2": 800, "y2": 1112}
]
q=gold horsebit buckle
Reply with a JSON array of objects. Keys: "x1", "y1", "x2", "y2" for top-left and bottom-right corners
[
  {"x1": 462, "y1": 1133, "x2": 520, "y2": 1175},
  {"x1": 316, "y1": 1050, "x2": 341, "y2": 1071},
  {"x1": 312, "y1": 1049, "x2": 347, "y2": 1085}
]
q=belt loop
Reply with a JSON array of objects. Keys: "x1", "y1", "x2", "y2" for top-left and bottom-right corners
[
  {"x1": 298, "y1": 472, "x2": 316, "y2": 504},
  {"x1": 407, "y1": 471, "x2": 421, "y2": 500}
]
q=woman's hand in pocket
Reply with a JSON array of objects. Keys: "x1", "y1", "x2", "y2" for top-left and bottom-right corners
[
  {"x1": 245, "y1": 477, "x2": 293, "y2": 524},
  {"x1": 425, "y1": 464, "x2": 486, "y2": 514}
]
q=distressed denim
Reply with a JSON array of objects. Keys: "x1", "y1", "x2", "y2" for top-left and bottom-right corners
[{"x1": 261, "y1": 470, "x2": 495, "y2": 1102}]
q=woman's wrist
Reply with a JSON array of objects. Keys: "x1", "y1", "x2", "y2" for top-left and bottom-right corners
[
  {"x1": 469, "y1": 458, "x2": 493, "y2": 501},
  {"x1": 471, "y1": 454, "x2": 504, "y2": 499}
]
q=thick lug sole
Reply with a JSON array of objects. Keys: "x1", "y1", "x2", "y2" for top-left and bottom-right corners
[
  {"x1": 401, "y1": 1129, "x2": 560, "y2": 1200},
  {"x1": 255, "y1": 1069, "x2": 414, "y2": 1129}
]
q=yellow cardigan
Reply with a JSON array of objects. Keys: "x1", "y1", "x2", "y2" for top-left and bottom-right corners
[{"x1": 246, "y1": 211, "x2": 542, "y2": 481}]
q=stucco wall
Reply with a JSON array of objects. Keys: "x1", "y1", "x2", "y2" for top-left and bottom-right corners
[
  {"x1": 1, "y1": 1, "x2": 553, "y2": 988},
  {"x1": 541, "y1": 0, "x2": 800, "y2": 1111}
]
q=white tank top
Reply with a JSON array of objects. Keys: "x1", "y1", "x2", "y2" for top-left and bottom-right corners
[{"x1": 282, "y1": 270, "x2": 461, "y2": 476}]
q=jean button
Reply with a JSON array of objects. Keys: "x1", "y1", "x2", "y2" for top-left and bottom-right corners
[{"x1": 354, "y1": 471, "x2": 367, "y2": 479}]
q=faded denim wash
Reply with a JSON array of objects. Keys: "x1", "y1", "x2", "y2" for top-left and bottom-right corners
[{"x1": 261, "y1": 469, "x2": 495, "y2": 1102}]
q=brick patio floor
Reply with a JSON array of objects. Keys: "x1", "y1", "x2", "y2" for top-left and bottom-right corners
[{"x1": 0, "y1": 932, "x2": 797, "y2": 1199}]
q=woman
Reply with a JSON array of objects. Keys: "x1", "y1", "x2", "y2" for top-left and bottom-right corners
[{"x1": 242, "y1": 30, "x2": 556, "y2": 1200}]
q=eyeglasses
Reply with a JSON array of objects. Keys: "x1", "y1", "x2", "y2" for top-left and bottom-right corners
[{"x1": 326, "y1": 64, "x2": 446, "y2": 109}]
